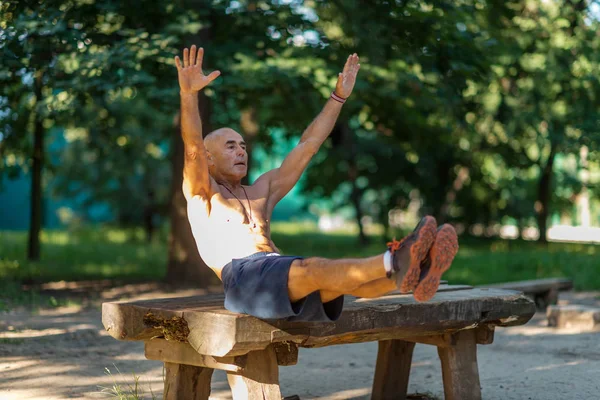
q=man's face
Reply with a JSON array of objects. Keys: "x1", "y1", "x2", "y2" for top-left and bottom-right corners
[{"x1": 206, "y1": 129, "x2": 248, "y2": 180}]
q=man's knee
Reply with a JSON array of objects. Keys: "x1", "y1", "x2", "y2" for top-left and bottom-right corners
[
  {"x1": 288, "y1": 258, "x2": 320, "y2": 302},
  {"x1": 294, "y1": 257, "x2": 363, "y2": 293}
]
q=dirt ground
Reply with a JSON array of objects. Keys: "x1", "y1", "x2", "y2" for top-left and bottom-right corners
[{"x1": 1, "y1": 283, "x2": 599, "y2": 400}]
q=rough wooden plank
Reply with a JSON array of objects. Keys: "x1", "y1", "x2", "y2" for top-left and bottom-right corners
[
  {"x1": 102, "y1": 288, "x2": 535, "y2": 357},
  {"x1": 102, "y1": 302, "x2": 163, "y2": 341},
  {"x1": 483, "y1": 278, "x2": 573, "y2": 294},
  {"x1": 164, "y1": 362, "x2": 213, "y2": 400},
  {"x1": 547, "y1": 305, "x2": 600, "y2": 330},
  {"x1": 475, "y1": 325, "x2": 495, "y2": 345},
  {"x1": 432, "y1": 283, "x2": 472, "y2": 293},
  {"x1": 227, "y1": 345, "x2": 281, "y2": 400},
  {"x1": 184, "y1": 312, "x2": 245, "y2": 357},
  {"x1": 273, "y1": 342, "x2": 299, "y2": 366},
  {"x1": 437, "y1": 329, "x2": 481, "y2": 400},
  {"x1": 297, "y1": 289, "x2": 533, "y2": 349},
  {"x1": 401, "y1": 333, "x2": 455, "y2": 348},
  {"x1": 145, "y1": 339, "x2": 246, "y2": 372},
  {"x1": 400, "y1": 325, "x2": 494, "y2": 349},
  {"x1": 380, "y1": 284, "x2": 472, "y2": 296},
  {"x1": 371, "y1": 340, "x2": 415, "y2": 400}
]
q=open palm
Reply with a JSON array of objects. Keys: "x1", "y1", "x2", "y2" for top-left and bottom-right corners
[
  {"x1": 335, "y1": 53, "x2": 360, "y2": 99},
  {"x1": 175, "y1": 45, "x2": 221, "y2": 94}
]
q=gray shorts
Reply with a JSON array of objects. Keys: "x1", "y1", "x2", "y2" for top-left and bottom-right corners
[{"x1": 221, "y1": 252, "x2": 344, "y2": 322}]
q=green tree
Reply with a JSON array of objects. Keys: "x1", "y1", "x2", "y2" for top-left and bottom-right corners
[
  {"x1": 300, "y1": 0, "x2": 496, "y2": 239},
  {"x1": 470, "y1": 0, "x2": 600, "y2": 241},
  {"x1": 0, "y1": 0, "x2": 164, "y2": 259}
]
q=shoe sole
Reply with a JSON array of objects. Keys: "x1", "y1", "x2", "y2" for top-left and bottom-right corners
[
  {"x1": 396, "y1": 216, "x2": 437, "y2": 293},
  {"x1": 413, "y1": 224, "x2": 459, "y2": 302}
]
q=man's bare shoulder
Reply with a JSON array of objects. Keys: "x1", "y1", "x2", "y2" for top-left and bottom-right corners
[{"x1": 249, "y1": 172, "x2": 276, "y2": 198}]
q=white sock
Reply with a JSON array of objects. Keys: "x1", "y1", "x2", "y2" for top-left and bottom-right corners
[{"x1": 383, "y1": 250, "x2": 393, "y2": 277}]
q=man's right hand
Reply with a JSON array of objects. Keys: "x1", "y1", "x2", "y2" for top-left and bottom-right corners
[{"x1": 175, "y1": 45, "x2": 221, "y2": 94}]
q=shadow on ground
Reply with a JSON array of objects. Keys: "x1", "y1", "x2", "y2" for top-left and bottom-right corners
[{"x1": 1, "y1": 284, "x2": 599, "y2": 399}]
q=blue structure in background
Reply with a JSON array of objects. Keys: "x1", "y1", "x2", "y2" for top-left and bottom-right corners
[
  {"x1": 0, "y1": 129, "x2": 308, "y2": 230},
  {"x1": 0, "y1": 169, "x2": 114, "y2": 231}
]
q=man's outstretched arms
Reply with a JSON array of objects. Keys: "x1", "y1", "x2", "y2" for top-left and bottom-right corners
[
  {"x1": 259, "y1": 53, "x2": 361, "y2": 207},
  {"x1": 175, "y1": 45, "x2": 221, "y2": 199}
]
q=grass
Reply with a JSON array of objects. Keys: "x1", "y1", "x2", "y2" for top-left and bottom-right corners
[
  {"x1": 0, "y1": 222, "x2": 599, "y2": 291},
  {"x1": 0, "y1": 280, "x2": 82, "y2": 312},
  {"x1": 0, "y1": 227, "x2": 167, "y2": 283},
  {"x1": 96, "y1": 366, "x2": 158, "y2": 400}
]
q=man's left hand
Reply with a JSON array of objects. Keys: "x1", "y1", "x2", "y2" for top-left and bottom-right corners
[{"x1": 335, "y1": 53, "x2": 360, "y2": 99}]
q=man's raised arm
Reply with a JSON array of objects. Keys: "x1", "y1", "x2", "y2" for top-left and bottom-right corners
[
  {"x1": 260, "y1": 53, "x2": 361, "y2": 205},
  {"x1": 174, "y1": 45, "x2": 221, "y2": 199}
]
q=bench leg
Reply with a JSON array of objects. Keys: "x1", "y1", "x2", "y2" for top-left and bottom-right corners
[
  {"x1": 371, "y1": 340, "x2": 415, "y2": 400},
  {"x1": 542, "y1": 288, "x2": 559, "y2": 309},
  {"x1": 437, "y1": 330, "x2": 481, "y2": 400},
  {"x1": 227, "y1": 345, "x2": 281, "y2": 400},
  {"x1": 163, "y1": 362, "x2": 213, "y2": 400}
]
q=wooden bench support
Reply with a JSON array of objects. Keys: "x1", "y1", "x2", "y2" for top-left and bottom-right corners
[
  {"x1": 538, "y1": 287, "x2": 559, "y2": 309},
  {"x1": 104, "y1": 288, "x2": 535, "y2": 400},
  {"x1": 371, "y1": 340, "x2": 415, "y2": 400},
  {"x1": 146, "y1": 339, "x2": 246, "y2": 372},
  {"x1": 437, "y1": 329, "x2": 481, "y2": 400},
  {"x1": 164, "y1": 362, "x2": 214, "y2": 400},
  {"x1": 227, "y1": 345, "x2": 282, "y2": 400}
]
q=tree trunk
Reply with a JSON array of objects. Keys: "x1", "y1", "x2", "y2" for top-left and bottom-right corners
[
  {"x1": 431, "y1": 157, "x2": 454, "y2": 223},
  {"x1": 340, "y1": 122, "x2": 369, "y2": 246},
  {"x1": 439, "y1": 166, "x2": 469, "y2": 225},
  {"x1": 166, "y1": 91, "x2": 216, "y2": 286},
  {"x1": 536, "y1": 145, "x2": 557, "y2": 244},
  {"x1": 350, "y1": 180, "x2": 369, "y2": 246},
  {"x1": 143, "y1": 187, "x2": 156, "y2": 243},
  {"x1": 240, "y1": 107, "x2": 259, "y2": 186},
  {"x1": 378, "y1": 193, "x2": 392, "y2": 241},
  {"x1": 27, "y1": 71, "x2": 44, "y2": 261}
]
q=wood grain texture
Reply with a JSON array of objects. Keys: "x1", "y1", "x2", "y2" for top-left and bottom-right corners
[
  {"x1": 145, "y1": 339, "x2": 246, "y2": 372},
  {"x1": 164, "y1": 362, "x2": 213, "y2": 400},
  {"x1": 227, "y1": 345, "x2": 281, "y2": 400},
  {"x1": 273, "y1": 342, "x2": 299, "y2": 366},
  {"x1": 102, "y1": 287, "x2": 535, "y2": 357},
  {"x1": 371, "y1": 340, "x2": 415, "y2": 400},
  {"x1": 437, "y1": 329, "x2": 482, "y2": 400}
]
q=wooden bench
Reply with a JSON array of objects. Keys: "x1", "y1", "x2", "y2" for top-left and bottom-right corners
[
  {"x1": 482, "y1": 278, "x2": 573, "y2": 310},
  {"x1": 102, "y1": 286, "x2": 535, "y2": 400}
]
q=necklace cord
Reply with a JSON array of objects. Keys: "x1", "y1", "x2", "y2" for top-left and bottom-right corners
[{"x1": 219, "y1": 183, "x2": 255, "y2": 227}]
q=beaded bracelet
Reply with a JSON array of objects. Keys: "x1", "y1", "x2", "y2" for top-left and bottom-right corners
[{"x1": 330, "y1": 91, "x2": 347, "y2": 104}]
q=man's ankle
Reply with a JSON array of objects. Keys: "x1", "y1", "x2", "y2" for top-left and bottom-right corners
[{"x1": 383, "y1": 251, "x2": 393, "y2": 278}]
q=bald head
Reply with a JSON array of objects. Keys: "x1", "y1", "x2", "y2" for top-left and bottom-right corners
[
  {"x1": 204, "y1": 127, "x2": 248, "y2": 181},
  {"x1": 204, "y1": 128, "x2": 243, "y2": 152}
]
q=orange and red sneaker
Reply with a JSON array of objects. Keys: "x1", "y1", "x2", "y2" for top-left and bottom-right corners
[
  {"x1": 413, "y1": 224, "x2": 459, "y2": 302},
  {"x1": 387, "y1": 216, "x2": 437, "y2": 293}
]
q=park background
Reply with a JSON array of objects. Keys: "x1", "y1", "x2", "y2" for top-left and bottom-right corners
[
  {"x1": 2, "y1": 1, "x2": 600, "y2": 399},
  {"x1": 1, "y1": 0, "x2": 599, "y2": 297},
  {"x1": 0, "y1": 0, "x2": 600, "y2": 307}
]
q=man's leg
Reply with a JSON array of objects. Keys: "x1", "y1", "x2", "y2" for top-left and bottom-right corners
[
  {"x1": 287, "y1": 255, "x2": 387, "y2": 302},
  {"x1": 287, "y1": 216, "x2": 454, "y2": 304},
  {"x1": 320, "y1": 277, "x2": 396, "y2": 303}
]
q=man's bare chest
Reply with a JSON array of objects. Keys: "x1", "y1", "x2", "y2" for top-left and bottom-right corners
[{"x1": 210, "y1": 196, "x2": 267, "y2": 225}]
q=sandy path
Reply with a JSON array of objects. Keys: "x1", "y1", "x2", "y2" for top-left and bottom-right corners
[{"x1": 1, "y1": 289, "x2": 599, "y2": 399}]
